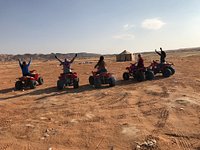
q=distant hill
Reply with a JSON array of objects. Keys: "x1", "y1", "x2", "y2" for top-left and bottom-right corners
[
  {"x1": 136, "y1": 47, "x2": 200, "y2": 55},
  {"x1": 0, "y1": 52, "x2": 100, "y2": 62},
  {"x1": 1, "y1": 47, "x2": 200, "y2": 62}
]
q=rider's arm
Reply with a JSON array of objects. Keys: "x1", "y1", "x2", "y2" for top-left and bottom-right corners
[
  {"x1": 18, "y1": 59, "x2": 22, "y2": 67},
  {"x1": 27, "y1": 58, "x2": 32, "y2": 67},
  {"x1": 94, "y1": 61, "x2": 99, "y2": 68},
  {"x1": 70, "y1": 54, "x2": 77, "y2": 63},
  {"x1": 55, "y1": 55, "x2": 63, "y2": 63},
  {"x1": 155, "y1": 49, "x2": 161, "y2": 56}
]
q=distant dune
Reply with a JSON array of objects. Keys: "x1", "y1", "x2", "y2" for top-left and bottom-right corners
[
  {"x1": 0, "y1": 52, "x2": 100, "y2": 62},
  {"x1": 0, "y1": 47, "x2": 200, "y2": 62}
]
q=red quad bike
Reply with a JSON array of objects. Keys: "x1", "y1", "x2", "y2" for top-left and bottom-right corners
[
  {"x1": 89, "y1": 71, "x2": 116, "y2": 88},
  {"x1": 15, "y1": 70, "x2": 44, "y2": 90},
  {"x1": 57, "y1": 72, "x2": 79, "y2": 90},
  {"x1": 149, "y1": 60, "x2": 175, "y2": 78},
  {"x1": 123, "y1": 63, "x2": 154, "y2": 82}
]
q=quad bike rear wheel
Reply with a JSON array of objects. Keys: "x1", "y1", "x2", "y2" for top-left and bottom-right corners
[
  {"x1": 135, "y1": 71, "x2": 145, "y2": 82},
  {"x1": 94, "y1": 78, "x2": 101, "y2": 88},
  {"x1": 15, "y1": 81, "x2": 23, "y2": 90},
  {"x1": 123, "y1": 72, "x2": 130, "y2": 80},
  {"x1": 73, "y1": 78, "x2": 79, "y2": 89},
  {"x1": 89, "y1": 76, "x2": 94, "y2": 85},
  {"x1": 163, "y1": 68, "x2": 172, "y2": 77}
]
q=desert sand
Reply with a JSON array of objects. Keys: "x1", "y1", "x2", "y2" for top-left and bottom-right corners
[{"x1": 0, "y1": 50, "x2": 200, "y2": 150}]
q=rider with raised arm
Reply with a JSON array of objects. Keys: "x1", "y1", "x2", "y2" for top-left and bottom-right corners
[
  {"x1": 155, "y1": 47, "x2": 166, "y2": 64},
  {"x1": 18, "y1": 58, "x2": 34, "y2": 77},
  {"x1": 55, "y1": 54, "x2": 77, "y2": 74}
]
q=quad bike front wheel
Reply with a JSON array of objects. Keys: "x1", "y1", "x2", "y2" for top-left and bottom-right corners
[
  {"x1": 123, "y1": 72, "x2": 130, "y2": 80},
  {"x1": 108, "y1": 77, "x2": 116, "y2": 87},
  {"x1": 38, "y1": 77, "x2": 44, "y2": 85},
  {"x1": 57, "y1": 80, "x2": 65, "y2": 90},
  {"x1": 135, "y1": 71, "x2": 145, "y2": 82},
  {"x1": 29, "y1": 80, "x2": 37, "y2": 89},
  {"x1": 167, "y1": 66, "x2": 175, "y2": 75},
  {"x1": 145, "y1": 70, "x2": 154, "y2": 80},
  {"x1": 89, "y1": 76, "x2": 94, "y2": 85},
  {"x1": 15, "y1": 81, "x2": 23, "y2": 90}
]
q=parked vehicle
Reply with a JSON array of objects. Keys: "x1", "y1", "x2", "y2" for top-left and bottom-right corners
[
  {"x1": 57, "y1": 72, "x2": 79, "y2": 90},
  {"x1": 123, "y1": 63, "x2": 154, "y2": 82},
  {"x1": 149, "y1": 60, "x2": 175, "y2": 77},
  {"x1": 15, "y1": 70, "x2": 43, "y2": 90},
  {"x1": 89, "y1": 71, "x2": 116, "y2": 88}
]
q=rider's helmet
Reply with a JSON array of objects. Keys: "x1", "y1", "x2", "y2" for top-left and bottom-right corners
[
  {"x1": 138, "y1": 53, "x2": 141, "y2": 58},
  {"x1": 22, "y1": 61, "x2": 26, "y2": 66},
  {"x1": 100, "y1": 56, "x2": 104, "y2": 61}
]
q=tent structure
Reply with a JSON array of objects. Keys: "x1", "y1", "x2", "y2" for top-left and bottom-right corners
[{"x1": 116, "y1": 50, "x2": 134, "y2": 62}]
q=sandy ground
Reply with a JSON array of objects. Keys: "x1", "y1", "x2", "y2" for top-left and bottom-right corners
[{"x1": 0, "y1": 50, "x2": 200, "y2": 150}]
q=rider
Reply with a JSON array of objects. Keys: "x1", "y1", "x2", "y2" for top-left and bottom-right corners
[
  {"x1": 18, "y1": 58, "x2": 34, "y2": 77},
  {"x1": 137, "y1": 53, "x2": 144, "y2": 69},
  {"x1": 131, "y1": 53, "x2": 144, "y2": 71},
  {"x1": 55, "y1": 54, "x2": 77, "y2": 74},
  {"x1": 155, "y1": 47, "x2": 166, "y2": 64},
  {"x1": 94, "y1": 56, "x2": 107, "y2": 74}
]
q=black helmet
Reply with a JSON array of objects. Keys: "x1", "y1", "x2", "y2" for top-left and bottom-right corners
[{"x1": 100, "y1": 56, "x2": 104, "y2": 61}]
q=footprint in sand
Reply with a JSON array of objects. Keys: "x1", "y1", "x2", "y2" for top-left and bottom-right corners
[
  {"x1": 70, "y1": 119, "x2": 78, "y2": 123},
  {"x1": 85, "y1": 113, "x2": 95, "y2": 119},
  {"x1": 121, "y1": 125, "x2": 140, "y2": 136},
  {"x1": 70, "y1": 113, "x2": 95, "y2": 123},
  {"x1": 144, "y1": 85, "x2": 168, "y2": 96},
  {"x1": 175, "y1": 96, "x2": 199, "y2": 106}
]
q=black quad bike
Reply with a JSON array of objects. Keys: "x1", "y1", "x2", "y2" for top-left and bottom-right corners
[{"x1": 123, "y1": 63, "x2": 154, "y2": 82}]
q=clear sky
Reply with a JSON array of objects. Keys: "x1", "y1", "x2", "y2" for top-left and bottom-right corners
[{"x1": 0, "y1": 0, "x2": 200, "y2": 54}]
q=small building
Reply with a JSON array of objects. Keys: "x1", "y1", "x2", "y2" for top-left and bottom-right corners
[{"x1": 116, "y1": 50, "x2": 134, "y2": 62}]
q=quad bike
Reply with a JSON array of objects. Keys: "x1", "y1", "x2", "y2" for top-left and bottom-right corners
[
  {"x1": 148, "y1": 60, "x2": 175, "y2": 77},
  {"x1": 89, "y1": 71, "x2": 116, "y2": 88},
  {"x1": 123, "y1": 63, "x2": 154, "y2": 82},
  {"x1": 15, "y1": 70, "x2": 44, "y2": 90},
  {"x1": 57, "y1": 72, "x2": 79, "y2": 90}
]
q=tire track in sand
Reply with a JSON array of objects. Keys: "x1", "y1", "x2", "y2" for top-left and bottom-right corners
[
  {"x1": 165, "y1": 131, "x2": 193, "y2": 150},
  {"x1": 149, "y1": 107, "x2": 169, "y2": 138}
]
